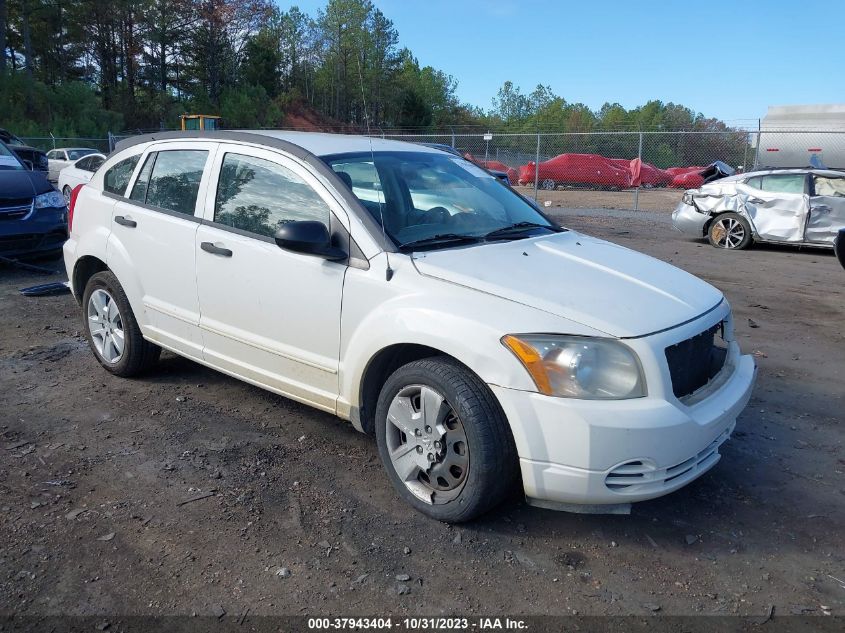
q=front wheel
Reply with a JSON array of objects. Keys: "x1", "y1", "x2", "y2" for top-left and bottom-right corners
[
  {"x1": 708, "y1": 212, "x2": 753, "y2": 249},
  {"x1": 375, "y1": 357, "x2": 518, "y2": 522},
  {"x1": 541, "y1": 179, "x2": 556, "y2": 190},
  {"x1": 62, "y1": 185, "x2": 72, "y2": 206}
]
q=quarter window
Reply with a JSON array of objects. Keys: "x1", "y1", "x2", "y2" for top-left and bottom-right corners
[
  {"x1": 214, "y1": 153, "x2": 332, "y2": 237},
  {"x1": 144, "y1": 150, "x2": 208, "y2": 215},
  {"x1": 103, "y1": 154, "x2": 141, "y2": 196},
  {"x1": 129, "y1": 153, "x2": 157, "y2": 203}
]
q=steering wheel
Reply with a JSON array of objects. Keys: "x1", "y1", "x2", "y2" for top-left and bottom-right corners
[{"x1": 419, "y1": 206, "x2": 451, "y2": 224}]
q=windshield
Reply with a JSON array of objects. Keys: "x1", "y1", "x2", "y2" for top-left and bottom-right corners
[
  {"x1": 68, "y1": 149, "x2": 97, "y2": 160},
  {"x1": 0, "y1": 143, "x2": 24, "y2": 171},
  {"x1": 322, "y1": 151, "x2": 555, "y2": 249}
]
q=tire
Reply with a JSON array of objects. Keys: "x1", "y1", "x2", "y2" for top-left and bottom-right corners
[
  {"x1": 541, "y1": 179, "x2": 556, "y2": 191},
  {"x1": 708, "y1": 212, "x2": 753, "y2": 250},
  {"x1": 62, "y1": 185, "x2": 72, "y2": 206},
  {"x1": 81, "y1": 271, "x2": 160, "y2": 377},
  {"x1": 375, "y1": 357, "x2": 518, "y2": 522}
]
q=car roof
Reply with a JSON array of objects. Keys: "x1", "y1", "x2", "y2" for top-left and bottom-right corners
[{"x1": 115, "y1": 129, "x2": 441, "y2": 158}]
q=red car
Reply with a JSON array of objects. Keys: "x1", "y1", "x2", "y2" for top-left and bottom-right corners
[{"x1": 518, "y1": 153, "x2": 632, "y2": 190}]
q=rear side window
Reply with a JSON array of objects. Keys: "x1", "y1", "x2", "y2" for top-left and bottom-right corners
[
  {"x1": 760, "y1": 174, "x2": 806, "y2": 194},
  {"x1": 103, "y1": 154, "x2": 140, "y2": 196},
  {"x1": 138, "y1": 150, "x2": 208, "y2": 215},
  {"x1": 214, "y1": 153, "x2": 331, "y2": 238}
]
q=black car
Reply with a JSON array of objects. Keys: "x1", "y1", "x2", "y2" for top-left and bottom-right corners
[
  {"x1": 836, "y1": 228, "x2": 845, "y2": 271},
  {"x1": 0, "y1": 128, "x2": 49, "y2": 174},
  {"x1": 0, "y1": 140, "x2": 68, "y2": 258}
]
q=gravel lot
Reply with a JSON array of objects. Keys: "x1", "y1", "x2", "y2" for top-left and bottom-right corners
[{"x1": 1, "y1": 205, "x2": 843, "y2": 621}]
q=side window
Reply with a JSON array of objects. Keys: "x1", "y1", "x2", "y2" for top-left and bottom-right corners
[
  {"x1": 89, "y1": 156, "x2": 105, "y2": 171},
  {"x1": 47, "y1": 150, "x2": 58, "y2": 160},
  {"x1": 760, "y1": 174, "x2": 806, "y2": 194},
  {"x1": 129, "y1": 153, "x2": 157, "y2": 202},
  {"x1": 744, "y1": 176, "x2": 762, "y2": 190},
  {"x1": 103, "y1": 154, "x2": 141, "y2": 196},
  {"x1": 144, "y1": 150, "x2": 208, "y2": 215},
  {"x1": 75, "y1": 157, "x2": 92, "y2": 171},
  {"x1": 214, "y1": 153, "x2": 332, "y2": 238},
  {"x1": 813, "y1": 176, "x2": 845, "y2": 197}
]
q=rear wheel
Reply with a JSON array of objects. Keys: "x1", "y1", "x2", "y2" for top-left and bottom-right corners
[
  {"x1": 62, "y1": 185, "x2": 72, "y2": 206},
  {"x1": 541, "y1": 179, "x2": 556, "y2": 190},
  {"x1": 708, "y1": 212, "x2": 752, "y2": 249},
  {"x1": 375, "y1": 357, "x2": 518, "y2": 522},
  {"x1": 82, "y1": 271, "x2": 160, "y2": 376}
]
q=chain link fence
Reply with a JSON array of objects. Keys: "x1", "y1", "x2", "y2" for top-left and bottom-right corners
[{"x1": 20, "y1": 130, "x2": 845, "y2": 211}]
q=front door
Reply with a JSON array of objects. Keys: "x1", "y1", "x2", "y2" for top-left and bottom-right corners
[
  {"x1": 741, "y1": 173, "x2": 809, "y2": 243},
  {"x1": 107, "y1": 143, "x2": 215, "y2": 359},
  {"x1": 195, "y1": 145, "x2": 347, "y2": 412},
  {"x1": 806, "y1": 173, "x2": 845, "y2": 245}
]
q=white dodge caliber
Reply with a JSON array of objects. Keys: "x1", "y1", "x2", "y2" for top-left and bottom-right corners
[{"x1": 63, "y1": 131, "x2": 756, "y2": 522}]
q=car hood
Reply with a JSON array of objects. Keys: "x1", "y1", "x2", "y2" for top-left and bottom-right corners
[
  {"x1": 0, "y1": 169, "x2": 52, "y2": 200},
  {"x1": 411, "y1": 231, "x2": 723, "y2": 338}
]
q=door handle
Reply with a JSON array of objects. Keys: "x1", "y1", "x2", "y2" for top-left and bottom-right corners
[
  {"x1": 114, "y1": 215, "x2": 137, "y2": 228},
  {"x1": 201, "y1": 241, "x2": 233, "y2": 257}
]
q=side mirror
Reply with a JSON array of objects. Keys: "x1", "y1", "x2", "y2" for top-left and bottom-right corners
[
  {"x1": 835, "y1": 228, "x2": 845, "y2": 272},
  {"x1": 274, "y1": 220, "x2": 347, "y2": 261}
]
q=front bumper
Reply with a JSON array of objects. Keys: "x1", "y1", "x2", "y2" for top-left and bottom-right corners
[
  {"x1": 491, "y1": 309, "x2": 757, "y2": 508},
  {"x1": 0, "y1": 206, "x2": 68, "y2": 258},
  {"x1": 672, "y1": 201, "x2": 709, "y2": 237}
]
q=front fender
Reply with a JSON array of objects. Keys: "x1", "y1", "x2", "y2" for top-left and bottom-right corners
[{"x1": 337, "y1": 254, "x2": 604, "y2": 419}]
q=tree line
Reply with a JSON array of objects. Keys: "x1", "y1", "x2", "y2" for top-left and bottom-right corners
[{"x1": 0, "y1": 0, "x2": 746, "y2": 167}]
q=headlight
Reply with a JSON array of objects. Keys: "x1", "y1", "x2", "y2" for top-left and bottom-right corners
[
  {"x1": 34, "y1": 190, "x2": 66, "y2": 209},
  {"x1": 502, "y1": 334, "x2": 645, "y2": 399},
  {"x1": 682, "y1": 192, "x2": 693, "y2": 205}
]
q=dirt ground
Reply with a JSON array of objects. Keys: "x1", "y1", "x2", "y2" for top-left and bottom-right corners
[
  {"x1": 1, "y1": 204, "x2": 843, "y2": 622},
  {"x1": 514, "y1": 185, "x2": 684, "y2": 212}
]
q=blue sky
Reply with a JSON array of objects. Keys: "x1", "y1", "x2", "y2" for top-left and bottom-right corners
[{"x1": 285, "y1": 0, "x2": 845, "y2": 124}]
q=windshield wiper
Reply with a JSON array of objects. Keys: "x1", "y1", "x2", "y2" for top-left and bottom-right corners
[
  {"x1": 398, "y1": 233, "x2": 483, "y2": 251},
  {"x1": 483, "y1": 222, "x2": 561, "y2": 240}
]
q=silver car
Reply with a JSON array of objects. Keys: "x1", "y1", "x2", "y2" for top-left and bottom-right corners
[{"x1": 672, "y1": 168, "x2": 845, "y2": 250}]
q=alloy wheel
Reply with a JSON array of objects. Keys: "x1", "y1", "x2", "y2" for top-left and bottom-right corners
[
  {"x1": 541, "y1": 179, "x2": 556, "y2": 190},
  {"x1": 711, "y1": 217, "x2": 745, "y2": 249},
  {"x1": 63, "y1": 186, "x2": 71, "y2": 206},
  {"x1": 87, "y1": 288, "x2": 125, "y2": 363},
  {"x1": 384, "y1": 384, "x2": 469, "y2": 505}
]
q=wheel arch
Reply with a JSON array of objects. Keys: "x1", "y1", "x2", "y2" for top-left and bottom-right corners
[
  {"x1": 358, "y1": 343, "x2": 459, "y2": 435},
  {"x1": 72, "y1": 255, "x2": 109, "y2": 304}
]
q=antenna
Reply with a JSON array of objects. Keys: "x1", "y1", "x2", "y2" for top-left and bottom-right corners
[{"x1": 355, "y1": 51, "x2": 394, "y2": 281}]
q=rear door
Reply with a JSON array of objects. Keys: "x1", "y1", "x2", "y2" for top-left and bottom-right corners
[
  {"x1": 741, "y1": 173, "x2": 809, "y2": 242},
  {"x1": 194, "y1": 144, "x2": 348, "y2": 411},
  {"x1": 107, "y1": 142, "x2": 216, "y2": 359},
  {"x1": 806, "y1": 173, "x2": 845, "y2": 245}
]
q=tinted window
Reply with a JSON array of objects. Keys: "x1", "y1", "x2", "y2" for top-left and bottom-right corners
[
  {"x1": 75, "y1": 157, "x2": 92, "y2": 171},
  {"x1": 89, "y1": 156, "x2": 105, "y2": 171},
  {"x1": 145, "y1": 150, "x2": 208, "y2": 215},
  {"x1": 104, "y1": 154, "x2": 141, "y2": 195},
  {"x1": 214, "y1": 153, "x2": 331, "y2": 237},
  {"x1": 760, "y1": 174, "x2": 806, "y2": 194},
  {"x1": 129, "y1": 153, "x2": 157, "y2": 202}
]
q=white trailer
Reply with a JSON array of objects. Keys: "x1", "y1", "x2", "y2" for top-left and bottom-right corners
[{"x1": 756, "y1": 104, "x2": 845, "y2": 169}]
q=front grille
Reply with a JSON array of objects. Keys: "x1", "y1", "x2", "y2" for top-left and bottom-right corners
[
  {"x1": 604, "y1": 423, "x2": 733, "y2": 493},
  {"x1": 0, "y1": 199, "x2": 33, "y2": 221},
  {"x1": 665, "y1": 323, "x2": 727, "y2": 398}
]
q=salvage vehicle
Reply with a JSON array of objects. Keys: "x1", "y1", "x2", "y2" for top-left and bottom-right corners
[
  {"x1": 63, "y1": 131, "x2": 756, "y2": 522},
  {"x1": 58, "y1": 153, "x2": 106, "y2": 204},
  {"x1": 673, "y1": 168, "x2": 845, "y2": 249},
  {"x1": 47, "y1": 147, "x2": 99, "y2": 182},
  {"x1": 518, "y1": 153, "x2": 632, "y2": 190},
  {"x1": 0, "y1": 140, "x2": 68, "y2": 258},
  {"x1": 0, "y1": 128, "x2": 49, "y2": 175}
]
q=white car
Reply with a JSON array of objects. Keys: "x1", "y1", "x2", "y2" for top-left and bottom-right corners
[
  {"x1": 58, "y1": 153, "x2": 106, "y2": 204},
  {"x1": 63, "y1": 131, "x2": 756, "y2": 522},
  {"x1": 46, "y1": 147, "x2": 99, "y2": 182}
]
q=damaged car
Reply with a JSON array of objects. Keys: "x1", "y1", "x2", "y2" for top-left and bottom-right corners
[{"x1": 673, "y1": 167, "x2": 845, "y2": 250}]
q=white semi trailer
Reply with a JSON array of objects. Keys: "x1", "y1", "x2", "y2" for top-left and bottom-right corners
[{"x1": 756, "y1": 104, "x2": 845, "y2": 169}]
